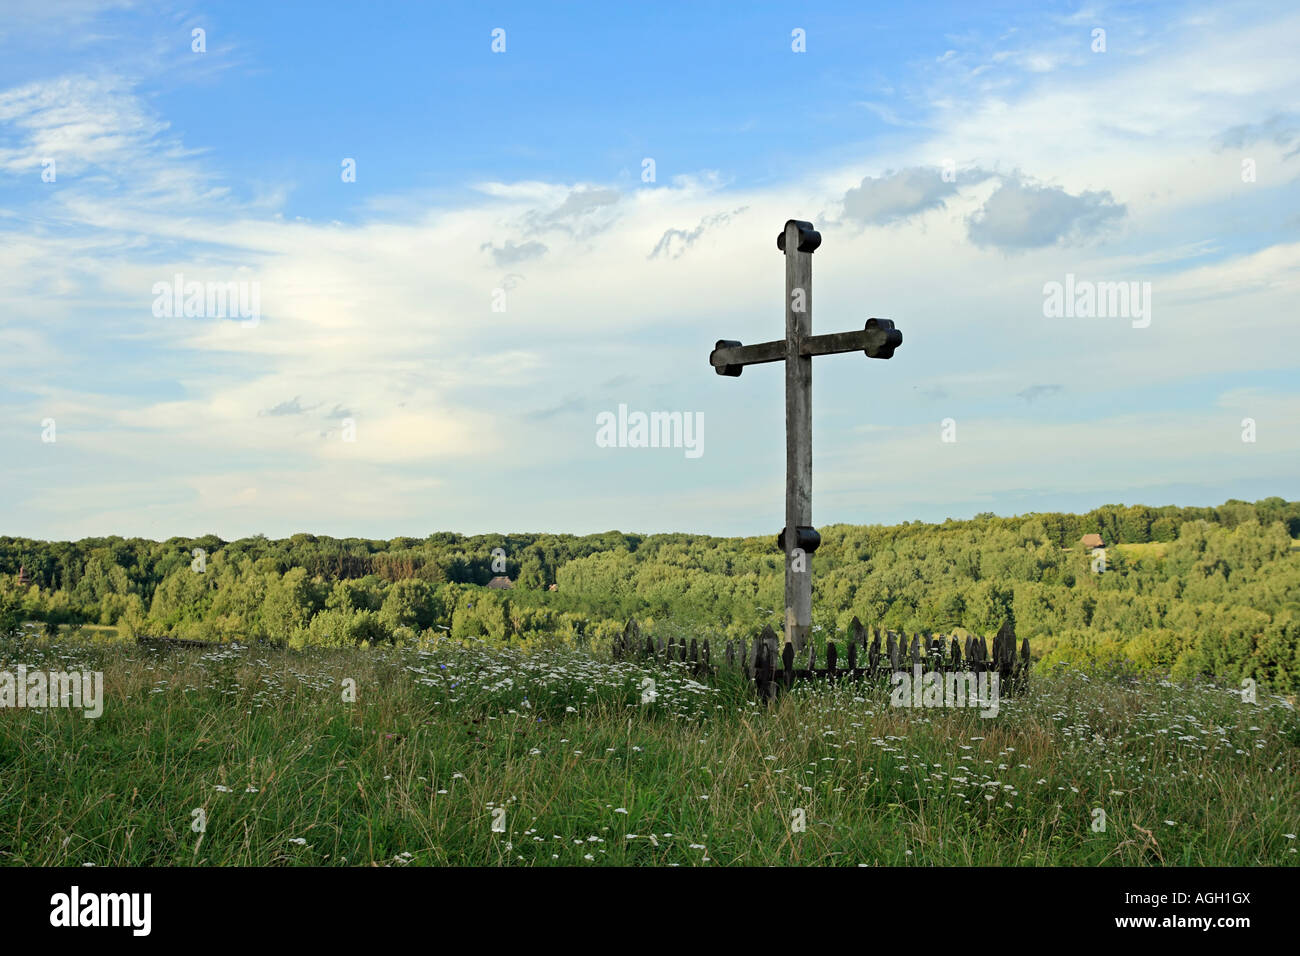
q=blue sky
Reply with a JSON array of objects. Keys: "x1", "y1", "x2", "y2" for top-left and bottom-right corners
[{"x1": 0, "y1": 0, "x2": 1297, "y2": 541}]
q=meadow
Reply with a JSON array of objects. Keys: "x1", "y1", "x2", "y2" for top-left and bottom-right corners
[{"x1": 1, "y1": 627, "x2": 1296, "y2": 867}]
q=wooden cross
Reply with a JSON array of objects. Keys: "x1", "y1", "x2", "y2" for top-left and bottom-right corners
[{"x1": 709, "y1": 219, "x2": 902, "y2": 653}]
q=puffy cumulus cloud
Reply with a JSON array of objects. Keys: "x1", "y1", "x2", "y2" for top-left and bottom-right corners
[
  {"x1": 839, "y1": 166, "x2": 985, "y2": 226},
  {"x1": 967, "y1": 177, "x2": 1125, "y2": 251},
  {"x1": 833, "y1": 164, "x2": 1125, "y2": 251}
]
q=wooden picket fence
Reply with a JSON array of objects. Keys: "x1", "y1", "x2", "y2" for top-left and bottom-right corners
[
  {"x1": 611, "y1": 620, "x2": 715, "y2": 677},
  {"x1": 611, "y1": 616, "x2": 1031, "y2": 702}
]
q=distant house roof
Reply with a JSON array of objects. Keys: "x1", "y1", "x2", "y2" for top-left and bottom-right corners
[
  {"x1": 1081, "y1": 533, "x2": 1104, "y2": 549},
  {"x1": 487, "y1": 576, "x2": 515, "y2": 589}
]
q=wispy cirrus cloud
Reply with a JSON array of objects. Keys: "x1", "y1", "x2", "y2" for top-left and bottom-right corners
[
  {"x1": 1016, "y1": 384, "x2": 1063, "y2": 403},
  {"x1": 481, "y1": 238, "x2": 548, "y2": 266},
  {"x1": 648, "y1": 206, "x2": 747, "y2": 260},
  {"x1": 521, "y1": 186, "x2": 621, "y2": 238},
  {"x1": 0, "y1": 73, "x2": 170, "y2": 175}
]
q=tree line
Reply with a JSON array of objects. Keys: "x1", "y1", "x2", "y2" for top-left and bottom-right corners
[{"x1": 2, "y1": 497, "x2": 1298, "y2": 690}]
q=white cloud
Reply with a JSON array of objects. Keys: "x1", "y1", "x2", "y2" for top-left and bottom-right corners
[
  {"x1": 839, "y1": 167, "x2": 970, "y2": 226},
  {"x1": 967, "y1": 177, "x2": 1125, "y2": 250}
]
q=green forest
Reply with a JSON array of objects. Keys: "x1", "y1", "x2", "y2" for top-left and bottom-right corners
[{"x1": 3, "y1": 497, "x2": 1299, "y2": 690}]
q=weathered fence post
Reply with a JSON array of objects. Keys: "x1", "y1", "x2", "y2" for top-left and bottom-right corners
[
  {"x1": 850, "y1": 618, "x2": 866, "y2": 677},
  {"x1": 1017, "y1": 637, "x2": 1032, "y2": 690},
  {"x1": 993, "y1": 620, "x2": 1014, "y2": 688},
  {"x1": 614, "y1": 619, "x2": 631, "y2": 660},
  {"x1": 753, "y1": 624, "x2": 779, "y2": 703}
]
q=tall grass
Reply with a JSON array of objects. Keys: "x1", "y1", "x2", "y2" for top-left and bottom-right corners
[{"x1": 1, "y1": 633, "x2": 1296, "y2": 866}]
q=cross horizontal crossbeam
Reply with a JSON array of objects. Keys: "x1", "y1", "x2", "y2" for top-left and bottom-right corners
[{"x1": 710, "y1": 318, "x2": 902, "y2": 375}]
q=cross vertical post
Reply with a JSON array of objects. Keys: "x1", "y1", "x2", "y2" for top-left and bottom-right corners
[
  {"x1": 783, "y1": 220, "x2": 814, "y2": 653},
  {"x1": 708, "y1": 218, "x2": 903, "y2": 656}
]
